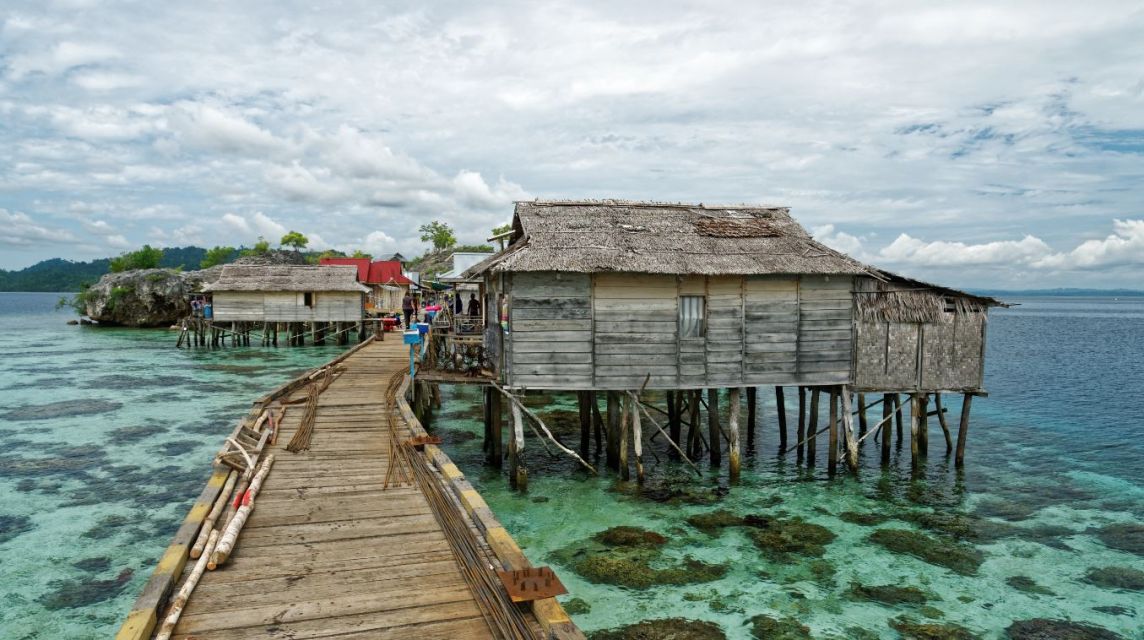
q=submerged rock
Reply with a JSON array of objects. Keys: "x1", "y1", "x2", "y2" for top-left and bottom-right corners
[
  {"x1": 595, "y1": 526, "x2": 668, "y2": 549},
  {"x1": 554, "y1": 526, "x2": 727, "y2": 590},
  {"x1": 562, "y1": 597, "x2": 591, "y2": 615},
  {"x1": 746, "y1": 615, "x2": 812, "y2": 640},
  {"x1": 904, "y1": 511, "x2": 1015, "y2": 543},
  {"x1": 1083, "y1": 566, "x2": 1144, "y2": 591},
  {"x1": 748, "y1": 518, "x2": 836, "y2": 560},
  {"x1": 1091, "y1": 605, "x2": 1134, "y2": 616},
  {"x1": 590, "y1": 618, "x2": 726, "y2": 640},
  {"x1": 0, "y1": 514, "x2": 34, "y2": 544},
  {"x1": 1006, "y1": 619, "x2": 1123, "y2": 639},
  {"x1": 889, "y1": 615, "x2": 978, "y2": 640},
  {"x1": 37, "y1": 568, "x2": 134, "y2": 610},
  {"x1": 974, "y1": 497, "x2": 1036, "y2": 521},
  {"x1": 1093, "y1": 522, "x2": 1144, "y2": 556},
  {"x1": 687, "y1": 510, "x2": 745, "y2": 534},
  {"x1": 1005, "y1": 575, "x2": 1056, "y2": 596},
  {"x1": 848, "y1": 582, "x2": 931, "y2": 605},
  {"x1": 72, "y1": 557, "x2": 112, "y2": 573},
  {"x1": 869, "y1": 528, "x2": 984, "y2": 575},
  {"x1": 1, "y1": 399, "x2": 122, "y2": 421},
  {"x1": 838, "y1": 511, "x2": 891, "y2": 526}
]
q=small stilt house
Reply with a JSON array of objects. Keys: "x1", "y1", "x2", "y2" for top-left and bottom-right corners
[
  {"x1": 318, "y1": 257, "x2": 413, "y2": 314},
  {"x1": 203, "y1": 265, "x2": 368, "y2": 323},
  {"x1": 465, "y1": 199, "x2": 999, "y2": 394}
]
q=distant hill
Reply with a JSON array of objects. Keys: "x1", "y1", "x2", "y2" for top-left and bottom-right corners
[
  {"x1": 972, "y1": 288, "x2": 1144, "y2": 298},
  {"x1": 0, "y1": 247, "x2": 210, "y2": 292}
]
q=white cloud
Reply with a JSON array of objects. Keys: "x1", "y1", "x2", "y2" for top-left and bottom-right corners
[
  {"x1": 0, "y1": 208, "x2": 78, "y2": 246},
  {"x1": 360, "y1": 230, "x2": 398, "y2": 256},
  {"x1": 877, "y1": 234, "x2": 1053, "y2": 267},
  {"x1": 1034, "y1": 219, "x2": 1144, "y2": 269}
]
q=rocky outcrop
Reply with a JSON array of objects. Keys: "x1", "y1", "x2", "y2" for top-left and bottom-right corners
[{"x1": 81, "y1": 251, "x2": 309, "y2": 327}]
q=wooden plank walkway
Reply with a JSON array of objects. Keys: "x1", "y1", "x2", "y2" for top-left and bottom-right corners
[{"x1": 163, "y1": 339, "x2": 510, "y2": 639}]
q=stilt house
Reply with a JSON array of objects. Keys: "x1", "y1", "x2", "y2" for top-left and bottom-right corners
[
  {"x1": 465, "y1": 200, "x2": 1000, "y2": 393},
  {"x1": 318, "y1": 257, "x2": 413, "y2": 314},
  {"x1": 203, "y1": 265, "x2": 368, "y2": 323}
]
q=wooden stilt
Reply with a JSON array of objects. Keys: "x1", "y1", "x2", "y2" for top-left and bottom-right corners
[
  {"x1": 606, "y1": 391, "x2": 620, "y2": 471},
  {"x1": 807, "y1": 388, "x2": 819, "y2": 465},
  {"x1": 935, "y1": 393, "x2": 953, "y2": 453},
  {"x1": 591, "y1": 392, "x2": 603, "y2": 457},
  {"x1": 689, "y1": 390, "x2": 702, "y2": 460},
  {"x1": 828, "y1": 387, "x2": 839, "y2": 475},
  {"x1": 894, "y1": 394, "x2": 904, "y2": 445},
  {"x1": 797, "y1": 386, "x2": 806, "y2": 461},
  {"x1": 841, "y1": 386, "x2": 858, "y2": 471},
  {"x1": 881, "y1": 393, "x2": 892, "y2": 464},
  {"x1": 955, "y1": 393, "x2": 973, "y2": 468},
  {"x1": 619, "y1": 394, "x2": 630, "y2": 480},
  {"x1": 857, "y1": 393, "x2": 868, "y2": 440},
  {"x1": 707, "y1": 388, "x2": 721, "y2": 467},
  {"x1": 919, "y1": 393, "x2": 930, "y2": 456},
  {"x1": 910, "y1": 394, "x2": 921, "y2": 469},
  {"x1": 728, "y1": 387, "x2": 741, "y2": 481},
  {"x1": 489, "y1": 388, "x2": 503, "y2": 467},
  {"x1": 509, "y1": 402, "x2": 527, "y2": 490},
  {"x1": 775, "y1": 386, "x2": 787, "y2": 451},
  {"x1": 578, "y1": 391, "x2": 592, "y2": 460},
  {"x1": 667, "y1": 391, "x2": 681, "y2": 460},
  {"x1": 631, "y1": 395, "x2": 644, "y2": 483},
  {"x1": 746, "y1": 387, "x2": 757, "y2": 452}
]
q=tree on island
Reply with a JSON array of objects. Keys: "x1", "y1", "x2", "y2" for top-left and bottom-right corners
[
  {"x1": 351, "y1": 249, "x2": 370, "y2": 259},
  {"x1": 240, "y1": 237, "x2": 272, "y2": 257},
  {"x1": 109, "y1": 245, "x2": 164, "y2": 272},
  {"x1": 491, "y1": 223, "x2": 512, "y2": 236},
  {"x1": 281, "y1": 230, "x2": 309, "y2": 251},
  {"x1": 200, "y1": 246, "x2": 237, "y2": 268},
  {"x1": 419, "y1": 221, "x2": 457, "y2": 250}
]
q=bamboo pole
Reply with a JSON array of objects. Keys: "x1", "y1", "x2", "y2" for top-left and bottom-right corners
[
  {"x1": 630, "y1": 393, "x2": 701, "y2": 476},
  {"x1": 491, "y1": 383, "x2": 597, "y2": 474},
  {"x1": 189, "y1": 470, "x2": 238, "y2": 559},
  {"x1": 209, "y1": 454, "x2": 275, "y2": 569},
  {"x1": 154, "y1": 529, "x2": 218, "y2": 640},
  {"x1": 728, "y1": 387, "x2": 741, "y2": 482},
  {"x1": 935, "y1": 393, "x2": 953, "y2": 453},
  {"x1": 955, "y1": 393, "x2": 973, "y2": 468},
  {"x1": 631, "y1": 395, "x2": 644, "y2": 483}
]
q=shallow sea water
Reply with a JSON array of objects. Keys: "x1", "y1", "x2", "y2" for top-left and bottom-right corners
[{"x1": 0, "y1": 292, "x2": 1141, "y2": 639}]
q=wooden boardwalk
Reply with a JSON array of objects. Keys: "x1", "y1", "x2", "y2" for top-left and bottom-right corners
[{"x1": 129, "y1": 339, "x2": 553, "y2": 639}]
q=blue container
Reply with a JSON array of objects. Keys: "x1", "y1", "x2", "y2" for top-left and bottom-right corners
[
  {"x1": 403, "y1": 330, "x2": 422, "y2": 345},
  {"x1": 425, "y1": 310, "x2": 437, "y2": 323},
  {"x1": 416, "y1": 322, "x2": 430, "y2": 335}
]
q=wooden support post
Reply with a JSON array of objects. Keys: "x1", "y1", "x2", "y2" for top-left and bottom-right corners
[
  {"x1": 606, "y1": 391, "x2": 620, "y2": 471},
  {"x1": 881, "y1": 393, "x2": 892, "y2": 464},
  {"x1": 955, "y1": 393, "x2": 973, "y2": 468},
  {"x1": 619, "y1": 394, "x2": 630, "y2": 481},
  {"x1": 796, "y1": 386, "x2": 806, "y2": 461},
  {"x1": 689, "y1": 390, "x2": 702, "y2": 460},
  {"x1": 591, "y1": 392, "x2": 603, "y2": 457},
  {"x1": 632, "y1": 394, "x2": 644, "y2": 483},
  {"x1": 910, "y1": 394, "x2": 921, "y2": 469},
  {"x1": 707, "y1": 388, "x2": 721, "y2": 467},
  {"x1": 841, "y1": 386, "x2": 858, "y2": 471},
  {"x1": 577, "y1": 391, "x2": 592, "y2": 460},
  {"x1": 489, "y1": 388, "x2": 503, "y2": 467},
  {"x1": 667, "y1": 391, "x2": 682, "y2": 460},
  {"x1": 919, "y1": 393, "x2": 930, "y2": 456},
  {"x1": 857, "y1": 393, "x2": 868, "y2": 439},
  {"x1": 775, "y1": 386, "x2": 788, "y2": 451},
  {"x1": 728, "y1": 387, "x2": 741, "y2": 481},
  {"x1": 828, "y1": 387, "x2": 839, "y2": 475},
  {"x1": 745, "y1": 387, "x2": 757, "y2": 452},
  {"x1": 509, "y1": 402, "x2": 527, "y2": 490},
  {"x1": 935, "y1": 393, "x2": 953, "y2": 453},
  {"x1": 894, "y1": 394, "x2": 904, "y2": 445},
  {"x1": 807, "y1": 388, "x2": 819, "y2": 465}
]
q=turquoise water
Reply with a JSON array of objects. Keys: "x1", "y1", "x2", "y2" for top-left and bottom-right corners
[{"x1": 0, "y1": 292, "x2": 1141, "y2": 638}]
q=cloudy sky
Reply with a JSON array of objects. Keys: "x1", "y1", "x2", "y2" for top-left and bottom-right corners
[{"x1": 2, "y1": 1, "x2": 1142, "y2": 288}]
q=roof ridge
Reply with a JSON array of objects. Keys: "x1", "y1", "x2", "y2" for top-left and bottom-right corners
[{"x1": 517, "y1": 199, "x2": 788, "y2": 210}]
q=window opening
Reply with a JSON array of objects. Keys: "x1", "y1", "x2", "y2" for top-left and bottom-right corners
[{"x1": 679, "y1": 295, "x2": 706, "y2": 338}]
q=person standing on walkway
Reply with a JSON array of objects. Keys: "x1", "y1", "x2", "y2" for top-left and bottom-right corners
[{"x1": 402, "y1": 292, "x2": 414, "y2": 328}]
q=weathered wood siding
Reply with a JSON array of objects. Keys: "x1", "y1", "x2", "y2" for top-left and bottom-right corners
[
  {"x1": 212, "y1": 291, "x2": 362, "y2": 323},
  {"x1": 594, "y1": 273, "x2": 678, "y2": 389},
  {"x1": 855, "y1": 312, "x2": 986, "y2": 392},
  {"x1": 705, "y1": 276, "x2": 744, "y2": 385},
  {"x1": 507, "y1": 272, "x2": 594, "y2": 388},
  {"x1": 744, "y1": 276, "x2": 799, "y2": 383},
  {"x1": 796, "y1": 275, "x2": 854, "y2": 385},
  {"x1": 678, "y1": 276, "x2": 706, "y2": 387}
]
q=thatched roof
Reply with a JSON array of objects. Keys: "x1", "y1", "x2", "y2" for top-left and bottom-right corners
[
  {"x1": 203, "y1": 265, "x2": 369, "y2": 293},
  {"x1": 855, "y1": 271, "x2": 1004, "y2": 323},
  {"x1": 466, "y1": 200, "x2": 874, "y2": 277}
]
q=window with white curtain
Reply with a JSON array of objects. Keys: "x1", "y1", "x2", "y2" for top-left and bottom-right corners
[{"x1": 679, "y1": 295, "x2": 706, "y2": 338}]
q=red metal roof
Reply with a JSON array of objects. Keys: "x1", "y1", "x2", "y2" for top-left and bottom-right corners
[
  {"x1": 319, "y1": 257, "x2": 370, "y2": 282},
  {"x1": 368, "y1": 260, "x2": 412, "y2": 285}
]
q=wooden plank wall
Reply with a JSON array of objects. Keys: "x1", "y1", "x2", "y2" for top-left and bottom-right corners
[
  {"x1": 795, "y1": 275, "x2": 853, "y2": 384},
  {"x1": 678, "y1": 276, "x2": 706, "y2": 387},
  {"x1": 213, "y1": 292, "x2": 362, "y2": 323},
  {"x1": 594, "y1": 273, "x2": 678, "y2": 388},
  {"x1": 508, "y1": 272, "x2": 594, "y2": 388},
  {"x1": 743, "y1": 276, "x2": 798, "y2": 383},
  {"x1": 705, "y1": 276, "x2": 744, "y2": 385}
]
